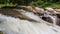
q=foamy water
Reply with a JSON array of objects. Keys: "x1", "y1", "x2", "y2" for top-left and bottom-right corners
[
  {"x1": 0, "y1": 9, "x2": 60, "y2": 34},
  {"x1": 45, "y1": 11, "x2": 57, "y2": 25},
  {"x1": 48, "y1": 15, "x2": 57, "y2": 25}
]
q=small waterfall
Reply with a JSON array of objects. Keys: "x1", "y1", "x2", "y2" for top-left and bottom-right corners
[
  {"x1": 0, "y1": 9, "x2": 60, "y2": 34},
  {"x1": 43, "y1": 10, "x2": 57, "y2": 25},
  {"x1": 48, "y1": 15, "x2": 57, "y2": 25}
]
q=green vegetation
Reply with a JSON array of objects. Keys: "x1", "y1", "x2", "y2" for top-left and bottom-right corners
[
  {"x1": 29, "y1": 0, "x2": 60, "y2": 8},
  {"x1": 0, "y1": 0, "x2": 60, "y2": 8},
  {"x1": 0, "y1": 3, "x2": 17, "y2": 8},
  {"x1": 0, "y1": 31, "x2": 3, "y2": 34}
]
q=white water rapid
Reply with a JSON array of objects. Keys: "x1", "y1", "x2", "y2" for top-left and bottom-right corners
[
  {"x1": 0, "y1": 9, "x2": 60, "y2": 34},
  {"x1": 44, "y1": 10, "x2": 57, "y2": 25},
  {"x1": 48, "y1": 15, "x2": 57, "y2": 25}
]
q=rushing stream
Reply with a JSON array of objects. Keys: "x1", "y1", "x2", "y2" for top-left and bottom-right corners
[
  {"x1": 0, "y1": 9, "x2": 60, "y2": 34},
  {"x1": 48, "y1": 15, "x2": 57, "y2": 25},
  {"x1": 43, "y1": 10, "x2": 57, "y2": 25}
]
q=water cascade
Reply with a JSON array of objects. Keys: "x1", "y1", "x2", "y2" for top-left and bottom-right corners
[
  {"x1": 42, "y1": 10, "x2": 57, "y2": 25},
  {"x1": 0, "y1": 9, "x2": 60, "y2": 34},
  {"x1": 48, "y1": 15, "x2": 57, "y2": 25}
]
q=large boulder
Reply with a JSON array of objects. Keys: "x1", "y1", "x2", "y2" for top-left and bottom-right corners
[
  {"x1": 45, "y1": 8, "x2": 56, "y2": 14},
  {"x1": 17, "y1": 6, "x2": 37, "y2": 13},
  {"x1": 54, "y1": 9, "x2": 60, "y2": 14}
]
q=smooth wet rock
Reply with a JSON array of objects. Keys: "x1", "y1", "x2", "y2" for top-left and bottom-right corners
[
  {"x1": 54, "y1": 9, "x2": 60, "y2": 14},
  {"x1": 45, "y1": 8, "x2": 56, "y2": 14}
]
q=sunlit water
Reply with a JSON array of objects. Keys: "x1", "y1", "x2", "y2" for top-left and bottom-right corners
[{"x1": 0, "y1": 9, "x2": 60, "y2": 34}]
